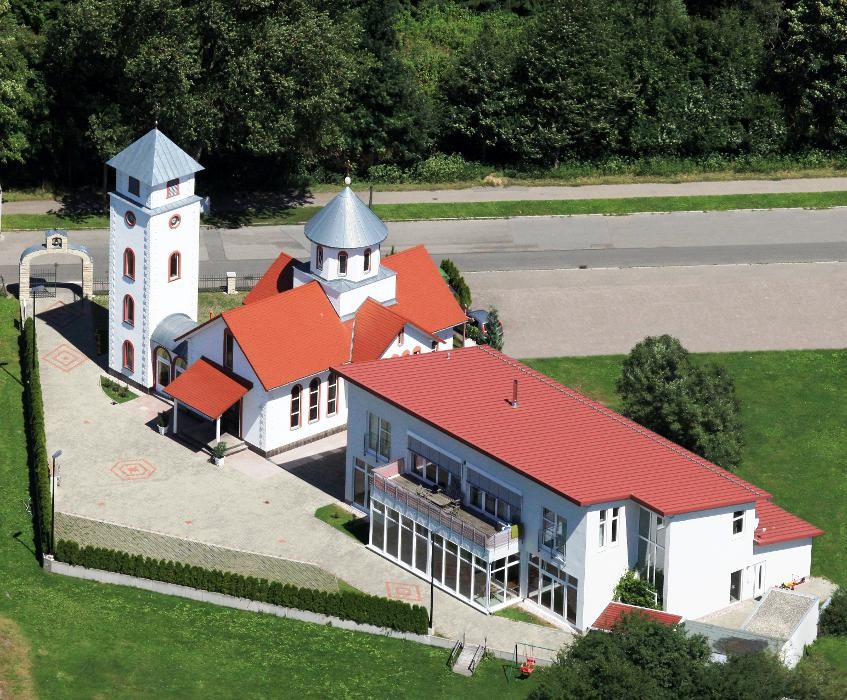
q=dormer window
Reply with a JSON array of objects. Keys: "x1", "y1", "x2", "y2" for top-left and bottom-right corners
[
  {"x1": 128, "y1": 176, "x2": 140, "y2": 197},
  {"x1": 316, "y1": 245, "x2": 324, "y2": 270},
  {"x1": 397, "y1": 328, "x2": 404, "y2": 346},
  {"x1": 166, "y1": 178, "x2": 180, "y2": 198},
  {"x1": 364, "y1": 248, "x2": 372, "y2": 272},
  {"x1": 338, "y1": 251, "x2": 348, "y2": 276}
]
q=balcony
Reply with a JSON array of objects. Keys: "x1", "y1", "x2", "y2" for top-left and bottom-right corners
[{"x1": 369, "y1": 464, "x2": 518, "y2": 553}]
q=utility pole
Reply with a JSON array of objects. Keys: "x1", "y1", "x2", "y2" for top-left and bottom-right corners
[{"x1": 51, "y1": 450, "x2": 62, "y2": 556}]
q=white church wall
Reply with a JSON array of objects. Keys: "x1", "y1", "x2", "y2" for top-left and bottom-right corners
[
  {"x1": 337, "y1": 274, "x2": 397, "y2": 317},
  {"x1": 149, "y1": 176, "x2": 196, "y2": 209},
  {"x1": 380, "y1": 324, "x2": 440, "y2": 358},
  {"x1": 310, "y1": 244, "x2": 382, "y2": 284}
]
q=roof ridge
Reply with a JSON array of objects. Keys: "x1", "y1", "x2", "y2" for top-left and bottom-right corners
[
  {"x1": 224, "y1": 280, "x2": 322, "y2": 318},
  {"x1": 474, "y1": 346, "x2": 766, "y2": 505}
]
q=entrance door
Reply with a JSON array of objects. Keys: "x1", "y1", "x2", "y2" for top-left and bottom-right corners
[
  {"x1": 155, "y1": 348, "x2": 171, "y2": 394},
  {"x1": 753, "y1": 561, "x2": 766, "y2": 598},
  {"x1": 729, "y1": 569, "x2": 742, "y2": 602},
  {"x1": 221, "y1": 400, "x2": 240, "y2": 438}
]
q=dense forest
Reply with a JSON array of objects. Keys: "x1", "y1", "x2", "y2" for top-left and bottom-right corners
[{"x1": 1, "y1": 0, "x2": 846, "y2": 189}]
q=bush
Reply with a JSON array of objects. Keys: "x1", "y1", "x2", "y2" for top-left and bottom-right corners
[
  {"x1": 820, "y1": 588, "x2": 847, "y2": 636},
  {"x1": 614, "y1": 570, "x2": 658, "y2": 609},
  {"x1": 367, "y1": 163, "x2": 408, "y2": 184},
  {"x1": 20, "y1": 317, "x2": 51, "y2": 556},
  {"x1": 439, "y1": 258, "x2": 472, "y2": 309},
  {"x1": 412, "y1": 153, "x2": 482, "y2": 183},
  {"x1": 54, "y1": 540, "x2": 429, "y2": 634}
]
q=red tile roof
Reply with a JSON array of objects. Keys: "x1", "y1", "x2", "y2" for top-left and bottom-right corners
[
  {"x1": 383, "y1": 246, "x2": 467, "y2": 333},
  {"x1": 223, "y1": 282, "x2": 352, "y2": 390},
  {"x1": 163, "y1": 357, "x2": 251, "y2": 419},
  {"x1": 755, "y1": 499, "x2": 824, "y2": 546},
  {"x1": 351, "y1": 299, "x2": 407, "y2": 363},
  {"x1": 593, "y1": 602, "x2": 682, "y2": 631},
  {"x1": 243, "y1": 253, "x2": 295, "y2": 305},
  {"x1": 334, "y1": 346, "x2": 773, "y2": 516}
]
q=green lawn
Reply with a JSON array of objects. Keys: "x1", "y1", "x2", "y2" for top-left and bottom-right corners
[
  {"x1": 92, "y1": 291, "x2": 247, "y2": 321},
  {"x1": 99, "y1": 376, "x2": 137, "y2": 404},
  {"x1": 495, "y1": 606, "x2": 556, "y2": 629},
  {"x1": 6, "y1": 189, "x2": 847, "y2": 230},
  {"x1": 524, "y1": 351, "x2": 847, "y2": 588},
  {"x1": 315, "y1": 503, "x2": 370, "y2": 544},
  {"x1": 0, "y1": 297, "x2": 537, "y2": 699}
]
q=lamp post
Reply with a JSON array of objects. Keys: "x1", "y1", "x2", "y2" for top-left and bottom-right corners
[
  {"x1": 51, "y1": 450, "x2": 62, "y2": 556},
  {"x1": 429, "y1": 538, "x2": 435, "y2": 631}
]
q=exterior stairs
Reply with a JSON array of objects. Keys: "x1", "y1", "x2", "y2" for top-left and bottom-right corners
[{"x1": 451, "y1": 642, "x2": 484, "y2": 676}]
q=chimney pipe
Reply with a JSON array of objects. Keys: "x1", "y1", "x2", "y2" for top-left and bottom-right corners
[{"x1": 511, "y1": 379, "x2": 519, "y2": 408}]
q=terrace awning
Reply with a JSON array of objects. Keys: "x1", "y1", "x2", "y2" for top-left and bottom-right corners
[{"x1": 163, "y1": 357, "x2": 251, "y2": 419}]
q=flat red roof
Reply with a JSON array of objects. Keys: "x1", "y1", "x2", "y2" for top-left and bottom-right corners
[
  {"x1": 755, "y1": 499, "x2": 824, "y2": 546},
  {"x1": 164, "y1": 357, "x2": 251, "y2": 419},
  {"x1": 593, "y1": 602, "x2": 682, "y2": 631},
  {"x1": 335, "y1": 346, "x2": 773, "y2": 516}
]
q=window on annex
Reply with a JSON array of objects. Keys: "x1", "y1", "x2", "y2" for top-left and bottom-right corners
[
  {"x1": 326, "y1": 372, "x2": 338, "y2": 416},
  {"x1": 364, "y1": 248, "x2": 372, "y2": 272},
  {"x1": 122, "y1": 294, "x2": 135, "y2": 326},
  {"x1": 367, "y1": 413, "x2": 391, "y2": 462},
  {"x1": 223, "y1": 330, "x2": 234, "y2": 370},
  {"x1": 528, "y1": 554, "x2": 578, "y2": 624},
  {"x1": 408, "y1": 438, "x2": 462, "y2": 496},
  {"x1": 123, "y1": 248, "x2": 135, "y2": 280},
  {"x1": 166, "y1": 178, "x2": 180, "y2": 198},
  {"x1": 729, "y1": 569, "x2": 742, "y2": 602},
  {"x1": 541, "y1": 508, "x2": 567, "y2": 560},
  {"x1": 122, "y1": 340, "x2": 134, "y2": 371},
  {"x1": 128, "y1": 176, "x2": 140, "y2": 197},
  {"x1": 466, "y1": 469, "x2": 522, "y2": 524},
  {"x1": 637, "y1": 507, "x2": 666, "y2": 601},
  {"x1": 174, "y1": 357, "x2": 187, "y2": 377},
  {"x1": 290, "y1": 385, "x2": 302, "y2": 429},
  {"x1": 732, "y1": 510, "x2": 744, "y2": 535},
  {"x1": 308, "y1": 378, "x2": 320, "y2": 423},
  {"x1": 168, "y1": 251, "x2": 181, "y2": 281},
  {"x1": 599, "y1": 507, "x2": 621, "y2": 548},
  {"x1": 338, "y1": 251, "x2": 348, "y2": 276},
  {"x1": 490, "y1": 553, "x2": 520, "y2": 605}
]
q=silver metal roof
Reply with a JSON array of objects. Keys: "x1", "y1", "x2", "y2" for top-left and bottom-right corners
[
  {"x1": 304, "y1": 187, "x2": 388, "y2": 249},
  {"x1": 107, "y1": 129, "x2": 204, "y2": 186},
  {"x1": 152, "y1": 313, "x2": 198, "y2": 353}
]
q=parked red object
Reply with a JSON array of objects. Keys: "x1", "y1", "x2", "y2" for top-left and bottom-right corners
[{"x1": 519, "y1": 657, "x2": 536, "y2": 677}]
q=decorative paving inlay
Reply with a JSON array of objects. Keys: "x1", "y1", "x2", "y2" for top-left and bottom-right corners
[
  {"x1": 385, "y1": 581, "x2": 422, "y2": 602},
  {"x1": 42, "y1": 344, "x2": 86, "y2": 373},
  {"x1": 40, "y1": 300, "x2": 83, "y2": 328},
  {"x1": 110, "y1": 459, "x2": 156, "y2": 481}
]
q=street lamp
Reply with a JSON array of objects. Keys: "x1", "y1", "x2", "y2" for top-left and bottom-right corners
[
  {"x1": 51, "y1": 450, "x2": 62, "y2": 556},
  {"x1": 429, "y1": 539, "x2": 435, "y2": 630}
]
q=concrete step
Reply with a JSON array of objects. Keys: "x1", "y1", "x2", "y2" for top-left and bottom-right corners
[{"x1": 451, "y1": 644, "x2": 480, "y2": 676}]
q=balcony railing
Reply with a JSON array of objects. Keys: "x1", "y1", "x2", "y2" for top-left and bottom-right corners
[{"x1": 370, "y1": 470, "x2": 517, "y2": 551}]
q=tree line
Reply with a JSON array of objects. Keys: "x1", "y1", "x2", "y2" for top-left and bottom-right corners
[{"x1": 2, "y1": 0, "x2": 846, "y2": 189}]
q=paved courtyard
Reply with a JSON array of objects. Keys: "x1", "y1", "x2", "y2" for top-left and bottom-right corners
[{"x1": 36, "y1": 293, "x2": 572, "y2": 655}]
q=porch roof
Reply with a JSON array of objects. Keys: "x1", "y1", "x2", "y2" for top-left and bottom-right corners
[{"x1": 163, "y1": 357, "x2": 251, "y2": 419}]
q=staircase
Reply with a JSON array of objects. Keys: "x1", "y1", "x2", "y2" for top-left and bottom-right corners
[{"x1": 451, "y1": 639, "x2": 486, "y2": 676}]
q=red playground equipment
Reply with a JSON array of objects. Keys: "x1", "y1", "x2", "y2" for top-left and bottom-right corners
[{"x1": 519, "y1": 657, "x2": 537, "y2": 677}]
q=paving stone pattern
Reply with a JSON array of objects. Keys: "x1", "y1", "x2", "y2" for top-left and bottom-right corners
[{"x1": 56, "y1": 512, "x2": 340, "y2": 592}]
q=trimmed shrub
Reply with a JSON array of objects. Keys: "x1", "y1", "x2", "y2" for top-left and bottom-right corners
[
  {"x1": 614, "y1": 570, "x2": 659, "y2": 609},
  {"x1": 820, "y1": 588, "x2": 847, "y2": 636},
  {"x1": 20, "y1": 317, "x2": 51, "y2": 556},
  {"x1": 54, "y1": 540, "x2": 429, "y2": 634}
]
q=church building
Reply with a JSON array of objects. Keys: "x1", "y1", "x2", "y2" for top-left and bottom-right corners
[{"x1": 107, "y1": 129, "x2": 468, "y2": 456}]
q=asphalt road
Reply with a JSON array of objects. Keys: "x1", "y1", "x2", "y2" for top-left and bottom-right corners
[{"x1": 3, "y1": 207, "x2": 847, "y2": 283}]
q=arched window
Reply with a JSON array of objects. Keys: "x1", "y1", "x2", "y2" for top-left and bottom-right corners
[
  {"x1": 290, "y1": 385, "x2": 302, "y2": 429},
  {"x1": 174, "y1": 357, "x2": 188, "y2": 376},
  {"x1": 327, "y1": 372, "x2": 338, "y2": 416},
  {"x1": 338, "y1": 251, "x2": 348, "y2": 276},
  {"x1": 122, "y1": 340, "x2": 134, "y2": 371},
  {"x1": 412, "y1": 346, "x2": 422, "y2": 355},
  {"x1": 223, "y1": 330, "x2": 234, "y2": 370},
  {"x1": 363, "y1": 248, "x2": 371, "y2": 273},
  {"x1": 123, "y1": 294, "x2": 135, "y2": 326},
  {"x1": 123, "y1": 248, "x2": 135, "y2": 280},
  {"x1": 308, "y1": 377, "x2": 320, "y2": 422},
  {"x1": 155, "y1": 347, "x2": 171, "y2": 388},
  {"x1": 168, "y1": 251, "x2": 181, "y2": 281},
  {"x1": 316, "y1": 245, "x2": 324, "y2": 270}
]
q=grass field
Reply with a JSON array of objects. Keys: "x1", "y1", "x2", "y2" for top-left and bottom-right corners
[
  {"x1": 315, "y1": 504, "x2": 370, "y2": 544},
  {"x1": 0, "y1": 297, "x2": 538, "y2": 699},
  {"x1": 494, "y1": 606, "x2": 556, "y2": 629},
  {"x1": 5, "y1": 189, "x2": 847, "y2": 230}
]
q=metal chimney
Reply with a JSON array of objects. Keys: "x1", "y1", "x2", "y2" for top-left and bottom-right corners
[{"x1": 511, "y1": 379, "x2": 519, "y2": 408}]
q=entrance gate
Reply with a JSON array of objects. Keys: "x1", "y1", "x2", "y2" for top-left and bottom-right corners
[
  {"x1": 19, "y1": 229, "x2": 94, "y2": 301},
  {"x1": 29, "y1": 264, "x2": 57, "y2": 298}
]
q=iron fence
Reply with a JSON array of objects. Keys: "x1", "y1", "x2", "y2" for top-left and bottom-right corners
[{"x1": 92, "y1": 273, "x2": 263, "y2": 294}]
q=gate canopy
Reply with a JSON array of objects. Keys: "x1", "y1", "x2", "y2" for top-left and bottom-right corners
[
  {"x1": 19, "y1": 230, "x2": 94, "y2": 301},
  {"x1": 163, "y1": 357, "x2": 252, "y2": 419}
]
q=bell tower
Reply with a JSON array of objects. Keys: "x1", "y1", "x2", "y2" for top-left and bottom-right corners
[{"x1": 106, "y1": 128, "x2": 204, "y2": 388}]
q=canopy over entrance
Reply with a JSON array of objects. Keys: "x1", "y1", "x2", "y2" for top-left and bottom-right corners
[{"x1": 164, "y1": 357, "x2": 251, "y2": 420}]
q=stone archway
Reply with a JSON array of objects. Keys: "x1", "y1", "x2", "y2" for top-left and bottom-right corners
[{"x1": 19, "y1": 230, "x2": 94, "y2": 301}]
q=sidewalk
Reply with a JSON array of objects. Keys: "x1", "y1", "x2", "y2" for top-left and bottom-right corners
[
  {"x1": 36, "y1": 292, "x2": 573, "y2": 654},
  {"x1": 5, "y1": 176, "x2": 847, "y2": 214}
]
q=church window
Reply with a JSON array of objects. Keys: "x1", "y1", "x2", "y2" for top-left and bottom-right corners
[
  {"x1": 166, "y1": 178, "x2": 180, "y2": 198},
  {"x1": 122, "y1": 295, "x2": 135, "y2": 326},
  {"x1": 223, "y1": 330, "x2": 234, "y2": 370},
  {"x1": 122, "y1": 340, "x2": 134, "y2": 371},
  {"x1": 364, "y1": 248, "x2": 372, "y2": 272},
  {"x1": 168, "y1": 252, "x2": 181, "y2": 281},
  {"x1": 327, "y1": 372, "x2": 338, "y2": 416},
  {"x1": 290, "y1": 385, "x2": 302, "y2": 429},
  {"x1": 128, "y1": 177, "x2": 140, "y2": 197},
  {"x1": 124, "y1": 211, "x2": 136, "y2": 228},
  {"x1": 338, "y1": 251, "x2": 348, "y2": 276},
  {"x1": 397, "y1": 328, "x2": 404, "y2": 345},
  {"x1": 169, "y1": 214, "x2": 181, "y2": 229},
  {"x1": 316, "y1": 246, "x2": 324, "y2": 270},
  {"x1": 123, "y1": 248, "x2": 135, "y2": 280},
  {"x1": 309, "y1": 378, "x2": 320, "y2": 422}
]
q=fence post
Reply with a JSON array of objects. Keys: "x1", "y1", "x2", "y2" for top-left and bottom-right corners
[{"x1": 225, "y1": 272, "x2": 237, "y2": 295}]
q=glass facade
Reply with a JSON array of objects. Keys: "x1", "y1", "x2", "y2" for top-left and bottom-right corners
[
  {"x1": 527, "y1": 554, "x2": 579, "y2": 624},
  {"x1": 637, "y1": 507, "x2": 666, "y2": 603}
]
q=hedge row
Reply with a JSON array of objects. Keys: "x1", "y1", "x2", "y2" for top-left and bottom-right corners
[
  {"x1": 20, "y1": 317, "x2": 51, "y2": 555},
  {"x1": 55, "y1": 540, "x2": 429, "y2": 635}
]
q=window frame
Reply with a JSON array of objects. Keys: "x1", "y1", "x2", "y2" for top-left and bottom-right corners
[
  {"x1": 308, "y1": 377, "x2": 320, "y2": 423},
  {"x1": 168, "y1": 251, "x2": 181, "y2": 281},
  {"x1": 128, "y1": 176, "x2": 140, "y2": 197},
  {"x1": 223, "y1": 330, "x2": 234, "y2": 370},
  {"x1": 123, "y1": 248, "x2": 135, "y2": 280},
  {"x1": 364, "y1": 248, "x2": 372, "y2": 272},
  {"x1": 541, "y1": 508, "x2": 567, "y2": 560},
  {"x1": 338, "y1": 250, "x2": 348, "y2": 276},
  {"x1": 122, "y1": 340, "x2": 134, "y2": 371},
  {"x1": 326, "y1": 372, "x2": 338, "y2": 416},
  {"x1": 599, "y1": 507, "x2": 621, "y2": 549},
  {"x1": 316, "y1": 245, "x2": 324, "y2": 270},
  {"x1": 166, "y1": 178, "x2": 180, "y2": 198},
  {"x1": 732, "y1": 510, "x2": 744, "y2": 536},
  {"x1": 122, "y1": 294, "x2": 135, "y2": 326},
  {"x1": 366, "y1": 412, "x2": 391, "y2": 462},
  {"x1": 290, "y1": 384, "x2": 302, "y2": 429}
]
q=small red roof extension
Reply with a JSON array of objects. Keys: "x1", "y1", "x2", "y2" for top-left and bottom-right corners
[
  {"x1": 352, "y1": 299, "x2": 441, "y2": 363},
  {"x1": 383, "y1": 246, "x2": 467, "y2": 334},
  {"x1": 243, "y1": 252, "x2": 295, "y2": 305},
  {"x1": 755, "y1": 499, "x2": 824, "y2": 546},
  {"x1": 334, "y1": 346, "x2": 773, "y2": 516},
  {"x1": 593, "y1": 603, "x2": 682, "y2": 631},
  {"x1": 223, "y1": 282, "x2": 352, "y2": 390},
  {"x1": 163, "y1": 357, "x2": 251, "y2": 419}
]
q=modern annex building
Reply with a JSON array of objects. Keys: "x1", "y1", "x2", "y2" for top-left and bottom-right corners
[
  {"x1": 335, "y1": 346, "x2": 823, "y2": 630},
  {"x1": 106, "y1": 129, "x2": 467, "y2": 454}
]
